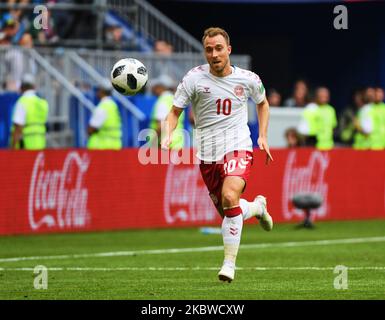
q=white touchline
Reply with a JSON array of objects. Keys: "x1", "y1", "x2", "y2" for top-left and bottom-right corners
[
  {"x1": 0, "y1": 236, "x2": 385, "y2": 263},
  {"x1": 0, "y1": 266, "x2": 384, "y2": 271}
]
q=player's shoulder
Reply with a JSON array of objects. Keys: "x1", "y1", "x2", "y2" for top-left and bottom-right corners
[
  {"x1": 233, "y1": 66, "x2": 262, "y2": 88},
  {"x1": 184, "y1": 64, "x2": 209, "y2": 79},
  {"x1": 233, "y1": 66, "x2": 262, "y2": 82},
  {"x1": 180, "y1": 64, "x2": 209, "y2": 88}
]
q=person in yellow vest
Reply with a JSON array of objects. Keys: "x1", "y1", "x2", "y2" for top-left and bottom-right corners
[
  {"x1": 11, "y1": 74, "x2": 49, "y2": 150},
  {"x1": 368, "y1": 87, "x2": 385, "y2": 150},
  {"x1": 339, "y1": 89, "x2": 364, "y2": 146},
  {"x1": 149, "y1": 74, "x2": 185, "y2": 149},
  {"x1": 314, "y1": 87, "x2": 337, "y2": 150},
  {"x1": 87, "y1": 81, "x2": 122, "y2": 150},
  {"x1": 377, "y1": 87, "x2": 385, "y2": 148},
  {"x1": 297, "y1": 99, "x2": 318, "y2": 147},
  {"x1": 297, "y1": 87, "x2": 337, "y2": 150},
  {"x1": 353, "y1": 87, "x2": 376, "y2": 150}
]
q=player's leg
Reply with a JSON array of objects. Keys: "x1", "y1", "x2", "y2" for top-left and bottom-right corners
[
  {"x1": 239, "y1": 197, "x2": 264, "y2": 220},
  {"x1": 239, "y1": 196, "x2": 273, "y2": 231},
  {"x1": 218, "y1": 175, "x2": 245, "y2": 282},
  {"x1": 224, "y1": 150, "x2": 273, "y2": 230}
]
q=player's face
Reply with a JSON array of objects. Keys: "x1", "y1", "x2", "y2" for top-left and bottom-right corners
[{"x1": 204, "y1": 35, "x2": 232, "y2": 76}]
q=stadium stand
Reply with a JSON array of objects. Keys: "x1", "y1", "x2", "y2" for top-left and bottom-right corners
[
  {"x1": 1, "y1": 1, "x2": 384, "y2": 150},
  {"x1": 0, "y1": 0, "x2": 251, "y2": 149}
]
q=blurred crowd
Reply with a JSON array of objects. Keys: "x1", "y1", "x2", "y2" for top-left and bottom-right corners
[
  {"x1": 0, "y1": 0, "x2": 175, "y2": 50},
  {"x1": 0, "y1": 0, "x2": 86, "y2": 47},
  {"x1": 1, "y1": 2, "x2": 384, "y2": 150},
  {"x1": 268, "y1": 80, "x2": 385, "y2": 150},
  {"x1": 0, "y1": 0, "x2": 177, "y2": 90}
]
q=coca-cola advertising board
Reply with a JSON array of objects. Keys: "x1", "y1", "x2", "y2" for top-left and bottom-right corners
[{"x1": 0, "y1": 149, "x2": 384, "y2": 235}]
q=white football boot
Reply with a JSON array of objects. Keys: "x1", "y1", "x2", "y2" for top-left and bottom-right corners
[
  {"x1": 255, "y1": 195, "x2": 273, "y2": 231},
  {"x1": 218, "y1": 264, "x2": 235, "y2": 283}
]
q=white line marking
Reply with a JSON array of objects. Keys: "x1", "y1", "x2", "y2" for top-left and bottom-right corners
[
  {"x1": 0, "y1": 266, "x2": 384, "y2": 272},
  {"x1": 1, "y1": 236, "x2": 385, "y2": 263}
]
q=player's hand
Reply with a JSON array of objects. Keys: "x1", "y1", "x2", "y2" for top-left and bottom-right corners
[{"x1": 257, "y1": 136, "x2": 273, "y2": 165}]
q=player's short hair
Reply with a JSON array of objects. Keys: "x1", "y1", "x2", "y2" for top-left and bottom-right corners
[{"x1": 202, "y1": 27, "x2": 230, "y2": 46}]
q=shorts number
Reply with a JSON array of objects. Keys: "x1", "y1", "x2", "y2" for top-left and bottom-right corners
[
  {"x1": 216, "y1": 98, "x2": 232, "y2": 116},
  {"x1": 224, "y1": 156, "x2": 250, "y2": 174},
  {"x1": 224, "y1": 159, "x2": 237, "y2": 174}
]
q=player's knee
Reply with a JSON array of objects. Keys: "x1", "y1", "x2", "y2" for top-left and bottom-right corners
[{"x1": 222, "y1": 190, "x2": 239, "y2": 207}]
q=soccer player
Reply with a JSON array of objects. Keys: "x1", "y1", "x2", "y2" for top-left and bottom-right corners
[{"x1": 161, "y1": 27, "x2": 273, "y2": 283}]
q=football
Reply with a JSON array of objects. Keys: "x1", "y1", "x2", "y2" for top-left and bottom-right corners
[{"x1": 110, "y1": 58, "x2": 148, "y2": 96}]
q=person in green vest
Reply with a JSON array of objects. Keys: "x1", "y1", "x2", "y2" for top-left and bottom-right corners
[
  {"x1": 149, "y1": 74, "x2": 185, "y2": 149},
  {"x1": 87, "y1": 81, "x2": 122, "y2": 150},
  {"x1": 10, "y1": 74, "x2": 49, "y2": 150},
  {"x1": 338, "y1": 89, "x2": 364, "y2": 146},
  {"x1": 378, "y1": 87, "x2": 385, "y2": 147},
  {"x1": 297, "y1": 100, "x2": 319, "y2": 147},
  {"x1": 353, "y1": 87, "x2": 376, "y2": 150},
  {"x1": 314, "y1": 87, "x2": 337, "y2": 150},
  {"x1": 369, "y1": 87, "x2": 385, "y2": 150}
]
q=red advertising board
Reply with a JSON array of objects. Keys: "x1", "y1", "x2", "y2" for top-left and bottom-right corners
[{"x1": 0, "y1": 148, "x2": 384, "y2": 235}]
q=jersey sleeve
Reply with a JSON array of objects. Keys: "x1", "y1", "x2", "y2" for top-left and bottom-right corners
[
  {"x1": 360, "y1": 107, "x2": 373, "y2": 134},
  {"x1": 154, "y1": 101, "x2": 170, "y2": 121},
  {"x1": 12, "y1": 101, "x2": 27, "y2": 126},
  {"x1": 249, "y1": 73, "x2": 266, "y2": 104},
  {"x1": 89, "y1": 107, "x2": 107, "y2": 129},
  {"x1": 173, "y1": 73, "x2": 195, "y2": 109}
]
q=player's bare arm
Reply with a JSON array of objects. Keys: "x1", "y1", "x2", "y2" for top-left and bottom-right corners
[
  {"x1": 11, "y1": 124, "x2": 23, "y2": 149},
  {"x1": 257, "y1": 97, "x2": 274, "y2": 164},
  {"x1": 161, "y1": 105, "x2": 184, "y2": 149}
]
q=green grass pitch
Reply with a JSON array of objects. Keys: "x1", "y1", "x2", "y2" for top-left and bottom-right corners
[{"x1": 0, "y1": 220, "x2": 384, "y2": 300}]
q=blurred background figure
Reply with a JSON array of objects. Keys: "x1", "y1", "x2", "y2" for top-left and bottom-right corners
[
  {"x1": 363, "y1": 86, "x2": 376, "y2": 105},
  {"x1": 87, "y1": 81, "x2": 122, "y2": 150},
  {"x1": 313, "y1": 87, "x2": 337, "y2": 150},
  {"x1": 50, "y1": 0, "x2": 77, "y2": 40},
  {"x1": 10, "y1": 73, "x2": 49, "y2": 150},
  {"x1": 104, "y1": 24, "x2": 127, "y2": 50},
  {"x1": 370, "y1": 87, "x2": 385, "y2": 150},
  {"x1": 267, "y1": 88, "x2": 282, "y2": 107},
  {"x1": 3, "y1": 32, "x2": 37, "y2": 91},
  {"x1": 0, "y1": 12, "x2": 20, "y2": 45},
  {"x1": 297, "y1": 86, "x2": 337, "y2": 150},
  {"x1": 284, "y1": 127, "x2": 303, "y2": 148},
  {"x1": 283, "y1": 79, "x2": 310, "y2": 108},
  {"x1": 353, "y1": 86, "x2": 376, "y2": 150},
  {"x1": 154, "y1": 39, "x2": 173, "y2": 55},
  {"x1": 297, "y1": 99, "x2": 318, "y2": 147},
  {"x1": 338, "y1": 88, "x2": 365, "y2": 146},
  {"x1": 148, "y1": 74, "x2": 185, "y2": 149},
  {"x1": 152, "y1": 39, "x2": 180, "y2": 80},
  {"x1": 7, "y1": 0, "x2": 29, "y2": 23}
]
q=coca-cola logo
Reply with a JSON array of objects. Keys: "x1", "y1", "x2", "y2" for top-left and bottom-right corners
[
  {"x1": 28, "y1": 152, "x2": 90, "y2": 230},
  {"x1": 282, "y1": 150, "x2": 329, "y2": 220},
  {"x1": 164, "y1": 163, "x2": 218, "y2": 224}
]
